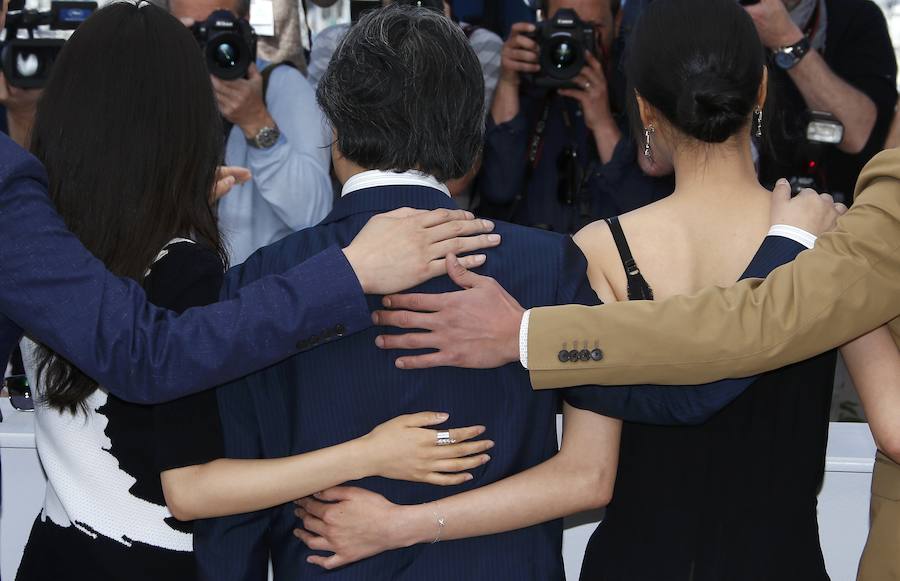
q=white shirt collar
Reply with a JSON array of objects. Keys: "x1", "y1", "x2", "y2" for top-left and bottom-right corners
[{"x1": 341, "y1": 170, "x2": 451, "y2": 198}]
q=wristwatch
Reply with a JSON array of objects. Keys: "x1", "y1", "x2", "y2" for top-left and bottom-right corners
[
  {"x1": 248, "y1": 124, "x2": 281, "y2": 149},
  {"x1": 773, "y1": 36, "x2": 811, "y2": 71}
]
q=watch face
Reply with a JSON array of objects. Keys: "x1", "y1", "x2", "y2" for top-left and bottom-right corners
[
  {"x1": 255, "y1": 126, "x2": 280, "y2": 148},
  {"x1": 774, "y1": 51, "x2": 796, "y2": 70}
]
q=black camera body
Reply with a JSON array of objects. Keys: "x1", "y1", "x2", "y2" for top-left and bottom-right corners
[
  {"x1": 190, "y1": 10, "x2": 257, "y2": 80},
  {"x1": 2, "y1": 1, "x2": 96, "y2": 89},
  {"x1": 525, "y1": 8, "x2": 596, "y2": 89}
]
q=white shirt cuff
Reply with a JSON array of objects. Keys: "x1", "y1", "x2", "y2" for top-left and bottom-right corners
[
  {"x1": 768, "y1": 225, "x2": 817, "y2": 249},
  {"x1": 519, "y1": 309, "x2": 531, "y2": 369}
]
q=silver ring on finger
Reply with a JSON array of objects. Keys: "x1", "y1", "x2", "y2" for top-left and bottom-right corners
[
  {"x1": 436, "y1": 431, "x2": 456, "y2": 446},
  {"x1": 584, "y1": 81, "x2": 591, "y2": 90}
]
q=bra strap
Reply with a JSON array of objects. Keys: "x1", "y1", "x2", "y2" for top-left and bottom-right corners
[{"x1": 605, "y1": 216, "x2": 654, "y2": 301}]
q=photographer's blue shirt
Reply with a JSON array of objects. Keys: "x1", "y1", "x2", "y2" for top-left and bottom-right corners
[{"x1": 218, "y1": 59, "x2": 333, "y2": 265}]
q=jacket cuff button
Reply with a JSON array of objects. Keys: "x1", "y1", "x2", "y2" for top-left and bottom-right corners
[
  {"x1": 590, "y1": 349, "x2": 604, "y2": 361},
  {"x1": 558, "y1": 350, "x2": 570, "y2": 363}
]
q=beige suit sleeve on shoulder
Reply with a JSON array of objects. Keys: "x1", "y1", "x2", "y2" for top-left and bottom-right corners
[{"x1": 529, "y1": 149, "x2": 900, "y2": 389}]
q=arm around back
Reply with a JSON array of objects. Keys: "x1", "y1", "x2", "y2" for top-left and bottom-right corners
[
  {"x1": 529, "y1": 149, "x2": 900, "y2": 388},
  {"x1": 0, "y1": 138, "x2": 371, "y2": 404}
]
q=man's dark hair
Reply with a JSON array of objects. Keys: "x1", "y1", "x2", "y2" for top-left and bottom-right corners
[
  {"x1": 30, "y1": 2, "x2": 225, "y2": 413},
  {"x1": 317, "y1": 3, "x2": 484, "y2": 182}
]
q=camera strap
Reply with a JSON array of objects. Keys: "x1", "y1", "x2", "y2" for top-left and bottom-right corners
[
  {"x1": 502, "y1": 94, "x2": 553, "y2": 223},
  {"x1": 515, "y1": 93, "x2": 597, "y2": 229},
  {"x1": 527, "y1": 95, "x2": 554, "y2": 170}
]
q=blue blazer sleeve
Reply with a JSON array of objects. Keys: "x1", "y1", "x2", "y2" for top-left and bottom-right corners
[
  {"x1": 563, "y1": 235, "x2": 808, "y2": 425},
  {"x1": 0, "y1": 137, "x2": 371, "y2": 404}
]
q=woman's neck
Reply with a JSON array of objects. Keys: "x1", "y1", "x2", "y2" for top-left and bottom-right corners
[{"x1": 669, "y1": 135, "x2": 763, "y2": 203}]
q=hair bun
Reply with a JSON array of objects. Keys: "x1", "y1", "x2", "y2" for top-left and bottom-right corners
[{"x1": 676, "y1": 72, "x2": 752, "y2": 143}]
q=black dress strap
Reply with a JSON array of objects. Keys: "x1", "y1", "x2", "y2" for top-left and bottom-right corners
[{"x1": 606, "y1": 216, "x2": 654, "y2": 301}]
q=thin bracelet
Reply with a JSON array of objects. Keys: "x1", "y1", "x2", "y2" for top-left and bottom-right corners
[{"x1": 431, "y1": 511, "x2": 446, "y2": 544}]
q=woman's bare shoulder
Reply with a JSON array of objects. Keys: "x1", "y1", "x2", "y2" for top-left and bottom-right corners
[
  {"x1": 573, "y1": 219, "x2": 622, "y2": 303},
  {"x1": 573, "y1": 218, "x2": 615, "y2": 261}
]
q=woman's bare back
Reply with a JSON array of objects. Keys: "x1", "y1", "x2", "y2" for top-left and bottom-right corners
[{"x1": 576, "y1": 184, "x2": 775, "y2": 303}]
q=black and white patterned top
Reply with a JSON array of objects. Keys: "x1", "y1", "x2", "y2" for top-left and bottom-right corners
[{"x1": 16, "y1": 241, "x2": 226, "y2": 581}]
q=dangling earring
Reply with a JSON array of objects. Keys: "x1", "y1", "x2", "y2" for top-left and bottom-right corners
[
  {"x1": 754, "y1": 107, "x2": 763, "y2": 138},
  {"x1": 643, "y1": 124, "x2": 655, "y2": 158}
]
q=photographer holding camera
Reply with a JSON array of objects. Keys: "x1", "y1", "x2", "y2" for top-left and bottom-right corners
[
  {"x1": 742, "y1": 0, "x2": 897, "y2": 204},
  {"x1": 479, "y1": 0, "x2": 669, "y2": 234},
  {"x1": 0, "y1": 0, "x2": 90, "y2": 148},
  {"x1": 170, "y1": 0, "x2": 333, "y2": 265}
]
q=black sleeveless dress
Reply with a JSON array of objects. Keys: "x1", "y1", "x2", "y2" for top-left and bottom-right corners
[{"x1": 579, "y1": 217, "x2": 837, "y2": 581}]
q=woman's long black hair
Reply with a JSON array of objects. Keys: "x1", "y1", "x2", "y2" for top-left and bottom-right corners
[{"x1": 30, "y1": 2, "x2": 227, "y2": 413}]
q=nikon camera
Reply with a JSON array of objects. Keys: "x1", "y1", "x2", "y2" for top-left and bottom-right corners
[
  {"x1": 525, "y1": 8, "x2": 596, "y2": 89},
  {"x1": 190, "y1": 10, "x2": 257, "y2": 80},
  {"x1": 2, "y1": 0, "x2": 96, "y2": 89}
]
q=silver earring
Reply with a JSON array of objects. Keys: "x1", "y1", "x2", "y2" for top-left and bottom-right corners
[
  {"x1": 643, "y1": 125, "x2": 655, "y2": 158},
  {"x1": 754, "y1": 107, "x2": 763, "y2": 138}
]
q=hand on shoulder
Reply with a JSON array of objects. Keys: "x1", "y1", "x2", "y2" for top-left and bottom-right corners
[{"x1": 770, "y1": 179, "x2": 847, "y2": 237}]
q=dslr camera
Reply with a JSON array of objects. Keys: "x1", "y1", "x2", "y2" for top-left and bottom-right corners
[
  {"x1": 190, "y1": 10, "x2": 257, "y2": 80},
  {"x1": 2, "y1": 0, "x2": 96, "y2": 89},
  {"x1": 525, "y1": 8, "x2": 596, "y2": 89}
]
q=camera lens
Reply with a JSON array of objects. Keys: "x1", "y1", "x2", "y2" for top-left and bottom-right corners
[
  {"x1": 213, "y1": 41, "x2": 240, "y2": 70},
  {"x1": 15, "y1": 52, "x2": 41, "y2": 78},
  {"x1": 549, "y1": 38, "x2": 577, "y2": 70}
]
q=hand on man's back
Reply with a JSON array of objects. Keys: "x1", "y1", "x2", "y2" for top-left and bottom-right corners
[
  {"x1": 372, "y1": 254, "x2": 524, "y2": 370},
  {"x1": 344, "y1": 209, "x2": 502, "y2": 296}
]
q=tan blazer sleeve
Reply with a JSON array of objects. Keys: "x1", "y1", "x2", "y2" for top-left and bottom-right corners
[{"x1": 529, "y1": 149, "x2": 900, "y2": 389}]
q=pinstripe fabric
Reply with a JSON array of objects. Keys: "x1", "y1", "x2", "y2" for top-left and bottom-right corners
[{"x1": 195, "y1": 185, "x2": 597, "y2": 581}]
